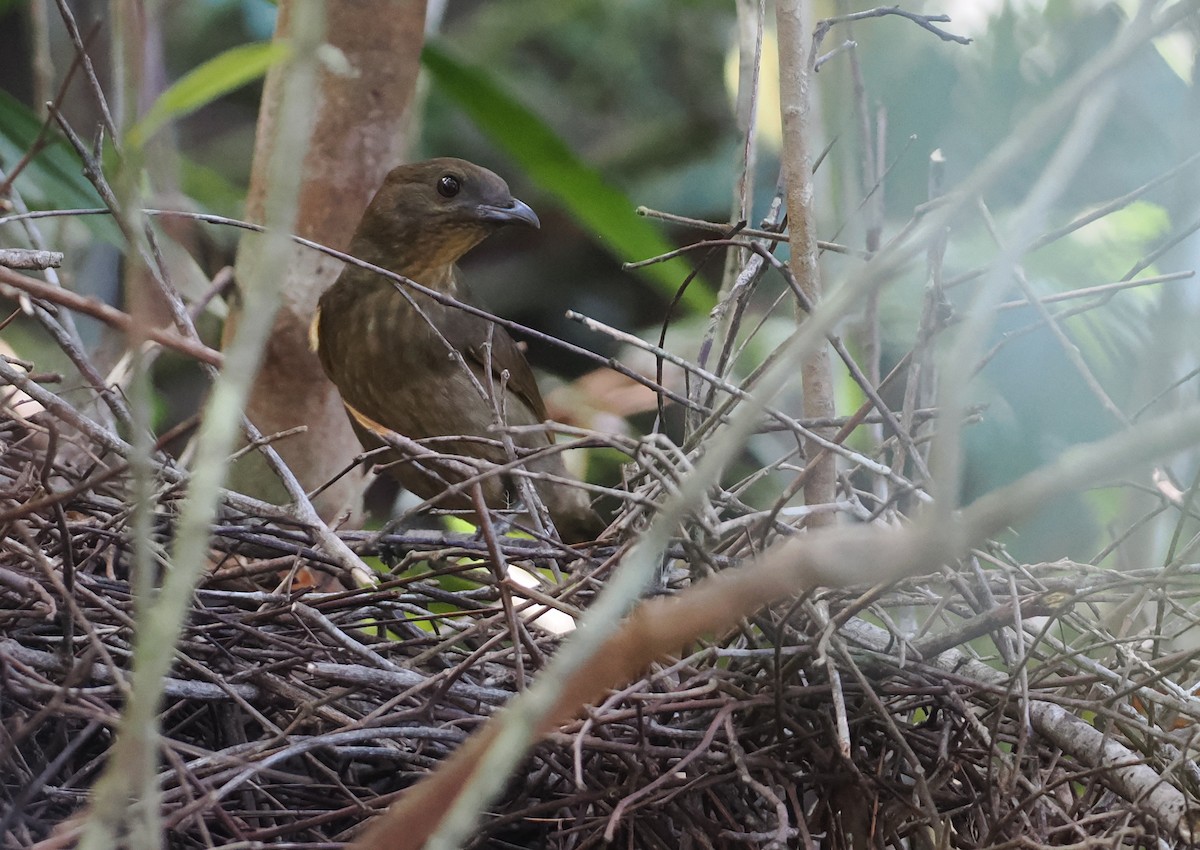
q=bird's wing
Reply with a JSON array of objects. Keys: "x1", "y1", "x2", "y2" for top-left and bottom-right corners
[{"x1": 441, "y1": 307, "x2": 549, "y2": 423}]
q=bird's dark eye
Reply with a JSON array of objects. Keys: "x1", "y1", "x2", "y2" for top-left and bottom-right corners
[{"x1": 437, "y1": 175, "x2": 461, "y2": 198}]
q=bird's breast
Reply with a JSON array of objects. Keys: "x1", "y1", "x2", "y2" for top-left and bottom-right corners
[{"x1": 316, "y1": 279, "x2": 542, "y2": 445}]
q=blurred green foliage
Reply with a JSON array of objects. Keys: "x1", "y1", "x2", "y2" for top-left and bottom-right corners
[{"x1": 128, "y1": 40, "x2": 289, "y2": 149}]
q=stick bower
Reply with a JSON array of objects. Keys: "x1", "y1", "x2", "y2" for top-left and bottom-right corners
[{"x1": 3, "y1": 403, "x2": 1200, "y2": 847}]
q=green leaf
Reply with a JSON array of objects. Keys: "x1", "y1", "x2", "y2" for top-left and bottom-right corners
[
  {"x1": 129, "y1": 40, "x2": 291, "y2": 148},
  {"x1": 421, "y1": 42, "x2": 712, "y2": 312},
  {"x1": 0, "y1": 90, "x2": 118, "y2": 241}
]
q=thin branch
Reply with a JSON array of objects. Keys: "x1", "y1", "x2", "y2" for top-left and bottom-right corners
[
  {"x1": 0, "y1": 249, "x2": 63, "y2": 270},
  {"x1": 635, "y1": 204, "x2": 868, "y2": 257},
  {"x1": 813, "y1": 6, "x2": 972, "y2": 52}
]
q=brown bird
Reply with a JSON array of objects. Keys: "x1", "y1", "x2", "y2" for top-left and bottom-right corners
[{"x1": 312, "y1": 158, "x2": 602, "y2": 543}]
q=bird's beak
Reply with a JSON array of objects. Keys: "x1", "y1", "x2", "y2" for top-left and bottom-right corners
[{"x1": 477, "y1": 197, "x2": 541, "y2": 229}]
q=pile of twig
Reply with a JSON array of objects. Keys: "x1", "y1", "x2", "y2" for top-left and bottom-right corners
[{"x1": 4, "y1": 382, "x2": 1200, "y2": 849}]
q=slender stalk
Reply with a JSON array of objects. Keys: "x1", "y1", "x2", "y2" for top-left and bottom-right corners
[
  {"x1": 75, "y1": 5, "x2": 324, "y2": 848},
  {"x1": 776, "y1": 0, "x2": 837, "y2": 526}
]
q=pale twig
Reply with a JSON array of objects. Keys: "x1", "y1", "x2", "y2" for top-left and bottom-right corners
[
  {"x1": 996, "y1": 270, "x2": 1193, "y2": 310},
  {"x1": 812, "y1": 6, "x2": 972, "y2": 52},
  {"x1": 635, "y1": 204, "x2": 867, "y2": 257},
  {"x1": 1031, "y1": 146, "x2": 1200, "y2": 255},
  {"x1": 0, "y1": 249, "x2": 63, "y2": 270},
  {"x1": 754, "y1": 244, "x2": 930, "y2": 479},
  {"x1": 844, "y1": 615, "x2": 1195, "y2": 842},
  {"x1": 944, "y1": 139, "x2": 1200, "y2": 293}
]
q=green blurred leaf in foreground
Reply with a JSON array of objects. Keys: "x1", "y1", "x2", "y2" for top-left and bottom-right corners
[
  {"x1": 128, "y1": 40, "x2": 291, "y2": 149},
  {"x1": 422, "y1": 42, "x2": 713, "y2": 313}
]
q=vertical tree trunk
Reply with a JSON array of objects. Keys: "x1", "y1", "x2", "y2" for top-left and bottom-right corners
[{"x1": 228, "y1": 0, "x2": 428, "y2": 520}]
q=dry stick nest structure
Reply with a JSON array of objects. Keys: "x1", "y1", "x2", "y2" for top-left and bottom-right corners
[{"x1": 5, "y1": 406, "x2": 1200, "y2": 849}]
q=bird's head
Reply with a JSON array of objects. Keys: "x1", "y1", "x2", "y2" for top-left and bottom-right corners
[{"x1": 348, "y1": 158, "x2": 540, "y2": 282}]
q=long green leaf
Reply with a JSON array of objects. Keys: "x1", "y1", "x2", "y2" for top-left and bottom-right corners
[
  {"x1": 129, "y1": 40, "x2": 291, "y2": 148},
  {"x1": 422, "y1": 43, "x2": 712, "y2": 312}
]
